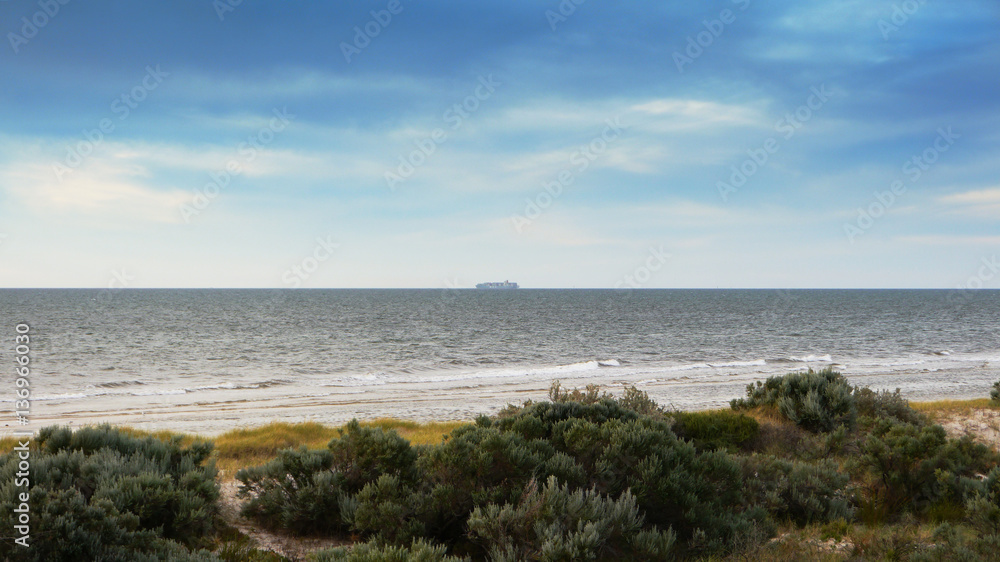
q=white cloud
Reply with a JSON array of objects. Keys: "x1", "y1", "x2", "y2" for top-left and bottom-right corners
[
  {"x1": 939, "y1": 187, "x2": 1000, "y2": 204},
  {"x1": 631, "y1": 99, "x2": 762, "y2": 128},
  {"x1": 2, "y1": 154, "x2": 189, "y2": 224},
  {"x1": 937, "y1": 186, "x2": 1000, "y2": 218}
]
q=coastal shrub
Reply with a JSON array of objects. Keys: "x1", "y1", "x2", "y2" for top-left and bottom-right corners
[
  {"x1": 328, "y1": 420, "x2": 419, "y2": 487},
  {"x1": 554, "y1": 421, "x2": 767, "y2": 553},
  {"x1": 311, "y1": 539, "x2": 468, "y2": 562},
  {"x1": 731, "y1": 368, "x2": 856, "y2": 433},
  {"x1": 671, "y1": 410, "x2": 760, "y2": 452},
  {"x1": 351, "y1": 474, "x2": 427, "y2": 545},
  {"x1": 412, "y1": 421, "x2": 582, "y2": 545},
  {"x1": 740, "y1": 455, "x2": 854, "y2": 525},
  {"x1": 237, "y1": 446, "x2": 347, "y2": 534},
  {"x1": 352, "y1": 397, "x2": 767, "y2": 555},
  {"x1": 238, "y1": 422, "x2": 418, "y2": 535},
  {"x1": 466, "y1": 476, "x2": 676, "y2": 561},
  {"x1": 239, "y1": 391, "x2": 772, "y2": 556},
  {"x1": 991, "y1": 381, "x2": 1000, "y2": 404},
  {"x1": 858, "y1": 418, "x2": 997, "y2": 517},
  {"x1": 853, "y1": 387, "x2": 927, "y2": 425},
  {"x1": 0, "y1": 425, "x2": 219, "y2": 561}
]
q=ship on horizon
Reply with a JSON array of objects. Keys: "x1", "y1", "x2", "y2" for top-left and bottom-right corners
[{"x1": 476, "y1": 280, "x2": 519, "y2": 290}]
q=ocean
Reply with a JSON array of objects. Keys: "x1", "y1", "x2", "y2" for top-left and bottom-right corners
[{"x1": 2, "y1": 289, "x2": 998, "y2": 434}]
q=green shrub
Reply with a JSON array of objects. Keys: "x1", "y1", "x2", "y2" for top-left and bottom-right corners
[
  {"x1": 351, "y1": 474, "x2": 427, "y2": 545},
  {"x1": 238, "y1": 391, "x2": 771, "y2": 556},
  {"x1": 0, "y1": 425, "x2": 219, "y2": 561},
  {"x1": 491, "y1": 400, "x2": 768, "y2": 553},
  {"x1": 311, "y1": 539, "x2": 467, "y2": 562},
  {"x1": 237, "y1": 447, "x2": 346, "y2": 534},
  {"x1": 412, "y1": 419, "x2": 584, "y2": 546},
  {"x1": 858, "y1": 418, "x2": 997, "y2": 517},
  {"x1": 966, "y1": 467, "x2": 1000, "y2": 536},
  {"x1": 991, "y1": 381, "x2": 1000, "y2": 404},
  {"x1": 329, "y1": 420, "x2": 419, "y2": 488},
  {"x1": 237, "y1": 421, "x2": 418, "y2": 535},
  {"x1": 671, "y1": 410, "x2": 760, "y2": 452},
  {"x1": 467, "y1": 476, "x2": 675, "y2": 561},
  {"x1": 909, "y1": 522, "x2": 1000, "y2": 562},
  {"x1": 731, "y1": 368, "x2": 857, "y2": 433},
  {"x1": 853, "y1": 387, "x2": 927, "y2": 425},
  {"x1": 740, "y1": 455, "x2": 854, "y2": 525}
]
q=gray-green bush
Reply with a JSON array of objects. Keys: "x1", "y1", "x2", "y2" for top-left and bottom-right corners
[
  {"x1": 731, "y1": 368, "x2": 856, "y2": 432},
  {"x1": 0, "y1": 425, "x2": 219, "y2": 561},
  {"x1": 740, "y1": 455, "x2": 854, "y2": 525},
  {"x1": 466, "y1": 476, "x2": 675, "y2": 561}
]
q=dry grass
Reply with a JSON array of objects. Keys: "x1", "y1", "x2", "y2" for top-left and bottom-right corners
[
  {"x1": 0, "y1": 436, "x2": 26, "y2": 452},
  {"x1": 911, "y1": 398, "x2": 1000, "y2": 420},
  {"x1": 210, "y1": 418, "x2": 464, "y2": 475},
  {"x1": 356, "y1": 418, "x2": 466, "y2": 446},
  {"x1": 1, "y1": 419, "x2": 465, "y2": 478}
]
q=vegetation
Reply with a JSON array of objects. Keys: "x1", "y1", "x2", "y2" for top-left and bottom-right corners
[
  {"x1": 0, "y1": 425, "x2": 220, "y2": 561},
  {"x1": 4, "y1": 371, "x2": 1000, "y2": 561},
  {"x1": 731, "y1": 367, "x2": 857, "y2": 432}
]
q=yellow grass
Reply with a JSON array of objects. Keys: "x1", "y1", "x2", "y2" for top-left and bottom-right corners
[
  {"x1": 0, "y1": 436, "x2": 25, "y2": 451},
  {"x1": 211, "y1": 419, "x2": 464, "y2": 476},
  {"x1": 911, "y1": 398, "x2": 1000, "y2": 419},
  {"x1": 0, "y1": 419, "x2": 466, "y2": 477}
]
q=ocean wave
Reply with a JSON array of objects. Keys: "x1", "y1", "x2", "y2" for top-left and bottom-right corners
[
  {"x1": 788, "y1": 354, "x2": 833, "y2": 362},
  {"x1": 400, "y1": 358, "x2": 622, "y2": 384},
  {"x1": 92, "y1": 380, "x2": 145, "y2": 388},
  {"x1": 707, "y1": 359, "x2": 767, "y2": 368}
]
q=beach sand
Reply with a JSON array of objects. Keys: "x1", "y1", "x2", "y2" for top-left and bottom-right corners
[{"x1": 10, "y1": 368, "x2": 996, "y2": 437}]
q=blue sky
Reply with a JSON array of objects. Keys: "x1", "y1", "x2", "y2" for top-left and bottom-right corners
[{"x1": 0, "y1": 0, "x2": 997, "y2": 288}]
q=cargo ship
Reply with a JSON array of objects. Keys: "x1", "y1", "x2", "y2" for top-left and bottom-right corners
[{"x1": 476, "y1": 280, "x2": 519, "y2": 290}]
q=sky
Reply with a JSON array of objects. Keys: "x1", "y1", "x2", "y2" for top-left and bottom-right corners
[{"x1": 0, "y1": 0, "x2": 997, "y2": 289}]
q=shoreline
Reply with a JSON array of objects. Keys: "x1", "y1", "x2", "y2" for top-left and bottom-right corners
[
  {"x1": 7, "y1": 368, "x2": 998, "y2": 438},
  {"x1": 9, "y1": 373, "x2": 992, "y2": 438}
]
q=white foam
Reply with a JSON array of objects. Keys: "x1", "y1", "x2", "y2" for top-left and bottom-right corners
[
  {"x1": 789, "y1": 354, "x2": 832, "y2": 362},
  {"x1": 707, "y1": 359, "x2": 767, "y2": 368}
]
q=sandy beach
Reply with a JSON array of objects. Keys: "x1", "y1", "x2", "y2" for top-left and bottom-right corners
[{"x1": 14, "y1": 365, "x2": 999, "y2": 437}]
